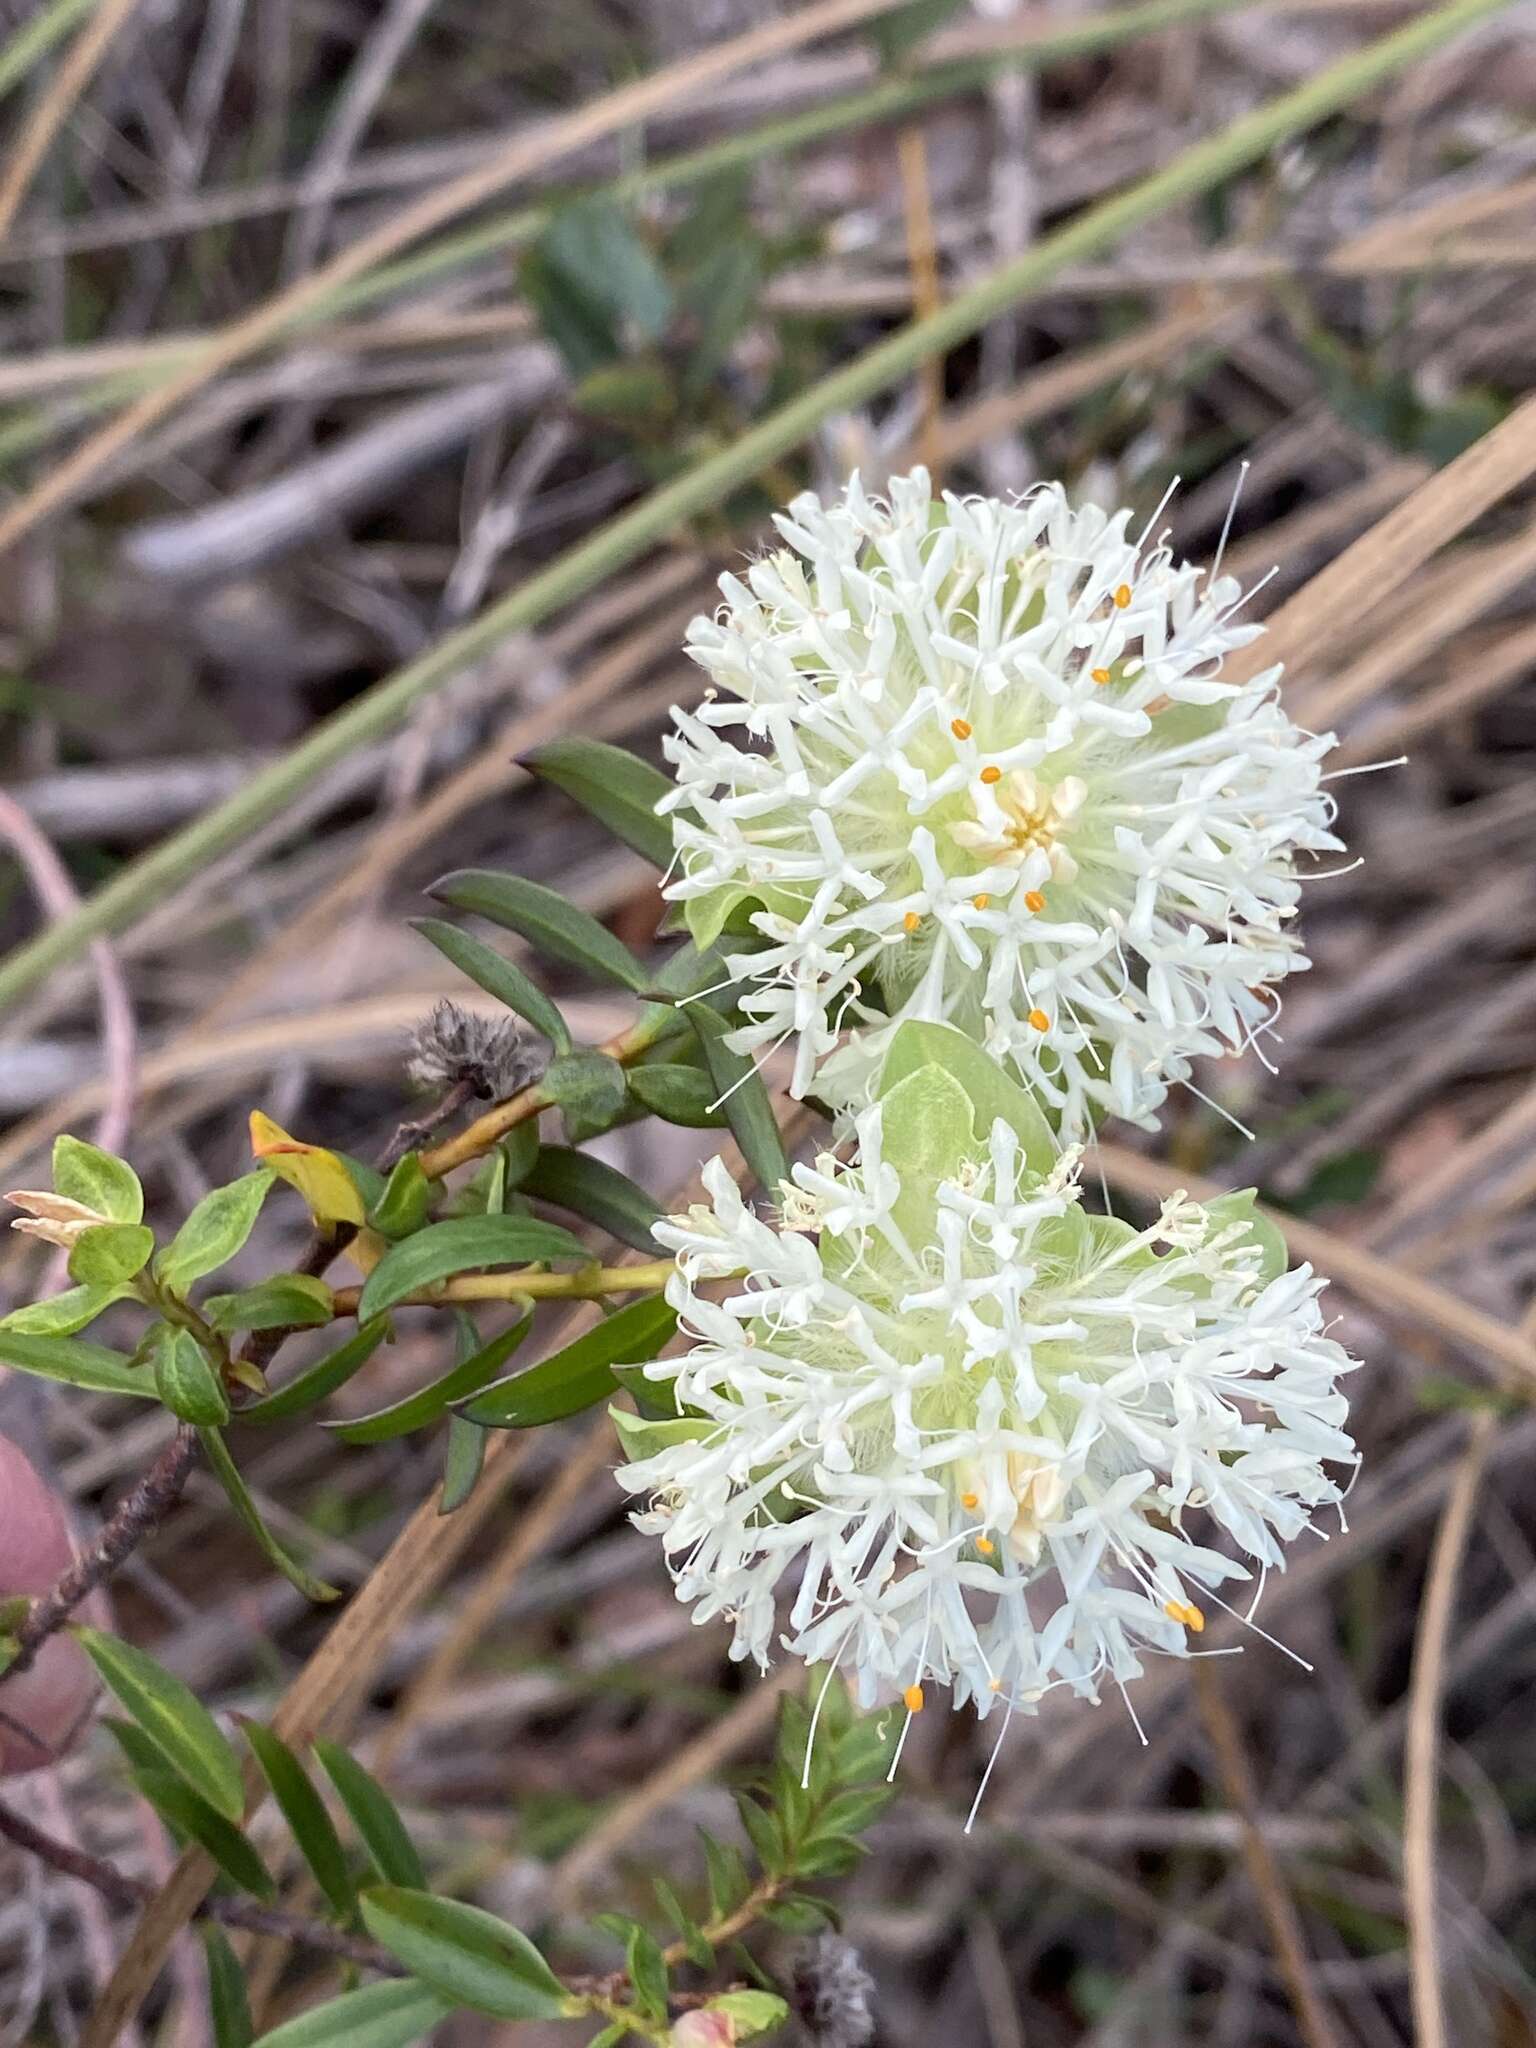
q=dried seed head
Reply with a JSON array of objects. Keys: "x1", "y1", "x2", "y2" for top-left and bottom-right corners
[
  {"x1": 792, "y1": 1934, "x2": 876, "y2": 2048},
  {"x1": 406, "y1": 1001, "x2": 539, "y2": 1100}
]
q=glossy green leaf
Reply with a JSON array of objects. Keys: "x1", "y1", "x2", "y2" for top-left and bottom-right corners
[
  {"x1": 877, "y1": 1019, "x2": 1058, "y2": 1176},
  {"x1": 79, "y1": 1628, "x2": 245, "y2": 1820},
  {"x1": 439, "y1": 1415, "x2": 487, "y2": 1515},
  {"x1": 53, "y1": 1133, "x2": 143, "y2": 1225},
  {"x1": 201, "y1": 1925, "x2": 254, "y2": 2048},
  {"x1": 0, "y1": 1281, "x2": 131, "y2": 1337},
  {"x1": 0, "y1": 1330, "x2": 153, "y2": 1397},
  {"x1": 357, "y1": 1215, "x2": 588, "y2": 1322},
  {"x1": 156, "y1": 1171, "x2": 274, "y2": 1295},
  {"x1": 524, "y1": 738, "x2": 673, "y2": 869},
  {"x1": 313, "y1": 1740, "x2": 425, "y2": 1890},
  {"x1": 542, "y1": 1050, "x2": 629, "y2": 1147},
  {"x1": 683, "y1": 1001, "x2": 787, "y2": 1194},
  {"x1": 430, "y1": 870, "x2": 647, "y2": 992},
  {"x1": 325, "y1": 1312, "x2": 532, "y2": 1445},
  {"x1": 626, "y1": 1062, "x2": 726, "y2": 1128},
  {"x1": 624, "y1": 1921, "x2": 669, "y2": 2022},
  {"x1": 199, "y1": 1429, "x2": 340, "y2": 1602},
  {"x1": 133, "y1": 1766, "x2": 274, "y2": 1898},
  {"x1": 461, "y1": 1294, "x2": 677, "y2": 1429},
  {"x1": 711, "y1": 1990, "x2": 791, "y2": 2038},
  {"x1": 409, "y1": 916, "x2": 571, "y2": 1054},
  {"x1": 359, "y1": 1886, "x2": 568, "y2": 2020},
  {"x1": 68, "y1": 1221, "x2": 154, "y2": 1287},
  {"x1": 203, "y1": 1273, "x2": 334, "y2": 1334},
  {"x1": 151, "y1": 1325, "x2": 231, "y2": 1426},
  {"x1": 367, "y1": 1154, "x2": 432, "y2": 1241},
  {"x1": 521, "y1": 1147, "x2": 661, "y2": 1253},
  {"x1": 243, "y1": 1722, "x2": 355, "y2": 1920},
  {"x1": 250, "y1": 1980, "x2": 450, "y2": 2048},
  {"x1": 237, "y1": 1319, "x2": 388, "y2": 1425}
]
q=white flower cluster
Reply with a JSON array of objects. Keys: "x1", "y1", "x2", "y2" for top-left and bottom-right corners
[
  {"x1": 661, "y1": 468, "x2": 1341, "y2": 1134},
  {"x1": 617, "y1": 1051, "x2": 1356, "y2": 1724}
]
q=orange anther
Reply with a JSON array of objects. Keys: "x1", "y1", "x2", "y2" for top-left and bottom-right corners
[
  {"x1": 903, "y1": 1684, "x2": 926, "y2": 1714},
  {"x1": 1091, "y1": 667, "x2": 1111, "y2": 685},
  {"x1": 972, "y1": 894, "x2": 991, "y2": 911},
  {"x1": 979, "y1": 765, "x2": 1002, "y2": 786},
  {"x1": 950, "y1": 717, "x2": 972, "y2": 740},
  {"x1": 961, "y1": 1492, "x2": 979, "y2": 1510},
  {"x1": 976, "y1": 1536, "x2": 995, "y2": 1556},
  {"x1": 1028, "y1": 1008, "x2": 1050, "y2": 1032},
  {"x1": 903, "y1": 911, "x2": 922, "y2": 934},
  {"x1": 1185, "y1": 1604, "x2": 1206, "y2": 1634},
  {"x1": 1114, "y1": 583, "x2": 1132, "y2": 609},
  {"x1": 1024, "y1": 890, "x2": 1046, "y2": 913}
]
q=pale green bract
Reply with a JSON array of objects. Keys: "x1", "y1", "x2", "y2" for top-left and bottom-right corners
[{"x1": 616, "y1": 1025, "x2": 1357, "y2": 1723}]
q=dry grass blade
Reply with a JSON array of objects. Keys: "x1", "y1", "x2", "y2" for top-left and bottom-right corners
[{"x1": 0, "y1": 0, "x2": 150, "y2": 240}]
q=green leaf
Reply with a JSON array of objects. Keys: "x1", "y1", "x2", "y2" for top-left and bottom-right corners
[
  {"x1": 522, "y1": 197, "x2": 672, "y2": 378},
  {"x1": 680, "y1": 238, "x2": 764, "y2": 391},
  {"x1": 203, "y1": 1274, "x2": 335, "y2": 1334},
  {"x1": 68, "y1": 1221, "x2": 154, "y2": 1286},
  {"x1": 199, "y1": 1429, "x2": 340, "y2": 1602},
  {"x1": 367, "y1": 1154, "x2": 432, "y2": 1241},
  {"x1": 542, "y1": 1049, "x2": 630, "y2": 1147},
  {"x1": 357, "y1": 1215, "x2": 588, "y2": 1322},
  {"x1": 79, "y1": 1628, "x2": 245, "y2": 1820},
  {"x1": 879, "y1": 1064, "x2": 976, "y2": 1185},
  {"x1": 332, "y1": 1152, "x2": 388, "y2": 1215},
  {"x1": 626, "y1": 1062, "x2": 727, "y2": 1128},
  {"x1": 156, "y1": 1172, "x2": 274, "y2": 1295},
  {"x1": 0, "y1": 1329, "x2": 154, "y2": 1397},
  {"x1": 0, "y1": 1280, "x2": 131, "y2": 1337},
  {"x1": 521, "y1": 1147, "x2": 661, "y2": 1254},
  {"x1": 609, "y1": 1405, "x2": 709, "y2": 1462},
  {"x1": 462, "y1": 1294, "x2": 676, "y2": 1429},
  {"x1": 877, "y1": 1020, "x2": 1058, "y2": 1176},
  {"x1": 325, "y1": 1312, "x2": 532, "y2": 1444},
  {"x1": 150, "y1": 1325, "x2": 231, "y2": 1426},
  {"x1": 439, "y1": 1414, "x2": 487, "y2": 1514},
  {"x1": 683, "y1": 1001, "x2": 788, "y2": 1195},
  {"x1": 53, "y1": 1133, "x2": 143, "y2": 1224},
  {"x1": 868, "y1": 0, "x2": 966, "y2": 67},
  {"x1": 201, "y1": 1925, "x2": 254, "y2": 2048},
  {"x1": 430, "y1": 870, "x2": 647, "y2": 993},
  {"x1": 313, "y1": 1741, "x2": 425, "y2": 1890},
  {"x1": 524, "y1": 738, "x2": 673, "y2": 869},
  {"x1": 133, "y1": 1765, "x2": 275, "y2": 1898},
  {"x1": 250, "y1": 1981, "x2": 450, "y2": 2048},
  {"x1": 359, "y1": 1886, "x2": 568, "y2": 2020},
  {"x1": 243, "y1": 1722, "x2": 355, "y2": 1920},
  {"x1": 237, "y1": 1319, "x2": 388, "y2": 1425},
  {"x1": 711, "y1": 1991, "x2": 791, "y2": 2039},
  {"x1": 702, "y1": 1832, "x2": 750, "y2": 1920},
  {"x1": 624, "y1": 1922, "x2": 669, "y2": 2022},
  {"x1": 409, "y1": 916, "x2": 571, "y2": 1054}
]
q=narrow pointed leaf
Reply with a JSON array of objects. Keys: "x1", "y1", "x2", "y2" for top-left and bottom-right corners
[
  {"x1": 684, "y1": 1002, "x2": 788, "y2": 1193},
  {"x1": 201, "y1": 1926, "x2": 254, "y2": 2048},
  {"x1": 524, "y1": 738, "x2": 673, "y2": 868},
  {"x1": 132, "y1": 1766, "x2": 275, "y2": 1898},
  {"x1": 151, "y1": 1326, "x2": 231, "y2": 1426},
  {"x1": 0, "y1": 1331, "x2": 154, "y2": 1397},
  {"x1": 359, "y1": 1886, "x2": 568, "y2": 2019},
  {"x1": 431, "y1": 870, "x2": 647, "y2": 992},
  {"x1": 324, "y1": 1313, "x2": 532, "y2": 1444},
  {"x1": 367, "y1": 1154, "x2": 431, "y2": 1241},
  {"x1": 198, "y1": 1430, "x2": 340, "y2": 1602},
  {"x1": 204, "y1": 1274, "x2": 334, "y2": 1333},
  {"x1": 626, "y1": 1062, "x2": 727, "y2": 1127},
  {"x1": 410, "y1": 916, "x2": 571, "y2": 1054},
  {"x1": 521, "y1": 1147, "x2": 661, "y2": 1253},
  {"x1": 237, "y1": 1319, "x2": 387, "y2": 1425},
  {"x1": 462, "y1": 1293, "x2": 676, "y2": 1429},
  {"x1": 357, "y1": 1215, "x2": 588, "y2": 1322},
  {"x1": 439, "y1": 1415, "x2": 487, "y2": 1514},
  {"x1": 77, "y1": 1628, "x2": 245, "y2": 1820},
  {"x1": 243, "y1": 1722, "x2": 355, "y2": 1920},
  {"x1": 0, "y1": 1281, "x2": 130, "y2": 1338},
  {"x1": 250, "y1": 1981, "x2": 451, "y2": 2048},
  {"x1": 314, "y1": 1740, "x2": 424, "y2": 1890},
  {"x1": 157, "y1": 1170, "x2": 276, "y2": 1293}
]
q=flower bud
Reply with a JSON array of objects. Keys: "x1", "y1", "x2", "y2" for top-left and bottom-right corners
[
  {"x1": 0, "y1": 1435, "x2": 99, "y2": 1775},
  {"x1": 4, "y1": 1190, "x2": 109, "y2": 1251},
  {"x1": 669, "y1": 2013, "x2": 735, "y2": 2047}
]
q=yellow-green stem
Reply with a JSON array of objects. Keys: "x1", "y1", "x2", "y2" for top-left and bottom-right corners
[{"x1": 329, "y1": 1257, "x2": 675, "y2": 1317}]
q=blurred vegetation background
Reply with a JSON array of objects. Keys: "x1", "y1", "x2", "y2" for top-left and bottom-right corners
[{"x1": 1, "y1": 0, "x2": 1535, "y2": 2042}]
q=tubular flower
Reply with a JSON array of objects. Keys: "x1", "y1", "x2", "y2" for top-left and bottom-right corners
[
  {"x1": 615, "y1": 1048, "x2": 1356, "y2": 1719},
  {"x1": 660, "y1": 468, "x2": 1341, "y2": 1134}
]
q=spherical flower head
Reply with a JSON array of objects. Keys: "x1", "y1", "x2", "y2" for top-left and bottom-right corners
[
  {"x1": 660, "y1": 468, "x2": 1342, "y2": 1136},
  {"x1": 616, "y1": 1025, "x2": 1357, "y2": 1718}
]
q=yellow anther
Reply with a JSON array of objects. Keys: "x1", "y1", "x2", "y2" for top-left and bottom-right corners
[
  {"x1": 1114, "y1": 583, "x2": 1132, "y2": 609},
  {"x1": 950, "y1": 716, "x2": 973, "y2": 740},
  {"x1": 903, "y1": 1684, "x2": 926, "y2": 1714},
  {"x1": 1028, "y1": 1007, "x2": 1050, "y2": 1032},
  {"x1": 961, "y1": 1491, "x2": 979, "y2": 1510},
  {"x1": 1163, "y1": 1600, "x2": 1206, "y2": 1632},
  {"x1": 971, "y1": 893, "x2": 990, "y2": 911},
  {"x1": 1024, "y1": 889, "x2": 1046, "y2": 913},
  {"x1": 1091, "y1": 667, "x2": 1111, "y2": 685},
  {"x1": 988, "y1": 1676, "x2": 1004, "y2": 1693},
  {"x1": 903, "y1": 911, "x2": 922, "y2": 934},
  {"x1": 976, "y1": 1536, "x2": 995, "y2": 1556},
  {"x1": 979, "y1": 764, "x2": 1002, "y2": 786}
]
